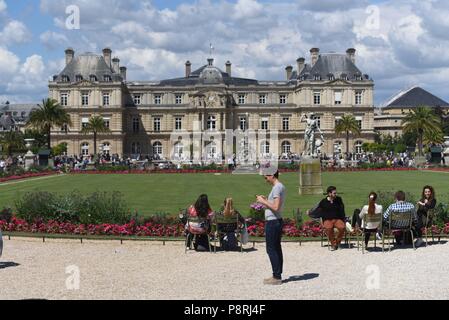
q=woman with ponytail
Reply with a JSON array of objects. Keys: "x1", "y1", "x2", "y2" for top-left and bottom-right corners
[{"x1": 358, "y1": 192, "x2": 383, "y2": 248}]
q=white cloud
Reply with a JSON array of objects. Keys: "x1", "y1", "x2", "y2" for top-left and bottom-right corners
[
  {"x1": 0, "y1": 47, "x2": 20, "y2": 75},
  {"x1": 0, "y1": 0, "x2": 6, "y2": 13},
  {"x1": 0, "y1": 20, "x2": 31, "y2": 46},
  {"x1": 40, "y1": 31, "x2": 69, "y2": 50}
]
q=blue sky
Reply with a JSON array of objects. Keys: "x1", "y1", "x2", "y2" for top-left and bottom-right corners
[{"x1": 1, "y1": 0, "x2": 449, "y2": 106}]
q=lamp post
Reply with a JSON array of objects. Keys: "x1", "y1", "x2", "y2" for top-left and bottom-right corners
[{"x1": 24, "y1": 138, "x2": 35, "y2": 170}]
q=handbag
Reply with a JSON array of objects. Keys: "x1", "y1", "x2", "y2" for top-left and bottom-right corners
[{"x1": 240, "y1": 223, "x2": 249, "y2": 245}]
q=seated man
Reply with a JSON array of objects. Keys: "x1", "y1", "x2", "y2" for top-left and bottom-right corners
[
  {"x1": 308, "y1": 186, "x2": 346, "y2": 251},
  {"x1": 382, "y1": 191, "x2": 416, "y2": 245}
]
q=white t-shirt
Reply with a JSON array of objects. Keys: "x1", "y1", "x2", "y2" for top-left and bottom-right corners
[{"x1": 359, "y1": 204, "x2": 383, "y2": 229}]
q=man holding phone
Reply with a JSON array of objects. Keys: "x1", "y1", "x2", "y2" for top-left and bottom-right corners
[{"x1": 256, "y1": 167, "x2": 286, "y2": 285}]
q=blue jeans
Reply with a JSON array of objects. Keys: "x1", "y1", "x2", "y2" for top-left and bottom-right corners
[{"x1": 265, "y1": 219, "x2": 283, "y2": 280}]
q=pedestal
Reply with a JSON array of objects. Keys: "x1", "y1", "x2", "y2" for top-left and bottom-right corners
[
  {"x1": 444, "y1": 136, "x2": 449, "y2": 166},
  {"x1": 24, "y1": 151, "x2": 35, "y2": 171},
  {"x1": 299, "y1": 157, "x2": 323, "y2": 195}
]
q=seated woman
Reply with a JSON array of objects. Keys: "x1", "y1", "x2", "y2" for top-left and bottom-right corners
[
  {"x1": 414, "y1": 185, "x2": 437, "y2": 247},
  {"x1": 352, "y1": 192, "x2": 383, "y2": 248},
  {"x1": 215, "y1": 198, "x2": 246, "y2": 251},
  {"x1": 185, "y1": 194, "x2": 214, "y2": 251}
]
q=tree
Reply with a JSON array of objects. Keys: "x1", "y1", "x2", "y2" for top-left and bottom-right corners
[
  {"x1": 81, "y1": 116, "x2": 111, "y2": 157},
  {"x1": 27, "y1": 99, "x2": 71, "y2": 149},
  {"x1": 423, "y1": 128, "x2": 445, "y2": 146},
  {"x1": 402, "y1": 106, "x2": 442, "y2": 156},
  {"x1": 335, "y1": 114, "x2": 361, "y2": 155},
  {"x1": 51, "y1": 143, "x2": 68, "y2": 157},
  {"x1": 0, "y1": 130, "x2": 25, "y2": 156}
]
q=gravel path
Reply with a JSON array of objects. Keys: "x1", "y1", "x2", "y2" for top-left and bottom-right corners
[{"x1": 1, "y1": 237, "x2": 448, "y2": 300}]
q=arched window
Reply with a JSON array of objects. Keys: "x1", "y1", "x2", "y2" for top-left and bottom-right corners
[
  {"x1": 282, "y1": 141, "x2": 291, "y2": 155},
  {"x1": 355, "y1": 141, "x2": 363, "y2": 154},
  {"x1": 81, "y1": 143, "x2": 89, "y2": 156},
  {"x1": 61, "y1": 75, "x2": 70, "y2": 82},
  {"x1": 103, "y1": 75, "x2": 112, "y2": 82},
  {"x1": 102, "y1": 142, "x2": 111, "y2": 155},
  {"x1": 153, "y1": 142, "x2": 163, "y2": 156},
  {"x1": 174, "y1": 142, "x2": 184, "y2": 158},
  {"x1": 90, "y1": 75, "x2": 98, "y2": 82},
  {"x1": 75, "y1": 75, "x2": 83, "y2": 82},
  {"x1": 206, "y1": 141, "x2": 217, "y2": 159},
  {"x1": 131, "y1": 142, "x2": 141, "y2": 155},
  {"x1": 261, "y1": 141, "x2": 270, "y2": 155},
  {"x1": 334, "y1": 141, "x2": 342, "y2": 154}
]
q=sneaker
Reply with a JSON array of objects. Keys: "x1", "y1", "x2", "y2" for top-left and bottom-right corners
[
  {"x1": 415, "y1": 238, "x2": 425, "y2": 247},
  {"x1": 345, "y1": 222, "x2": 354, "y2": 233},
  {"x1": 263, "y1": 277, "x2": 282, "y2": 285},
  {"x1": 376, "y1": 232, "x2": 382, "y2": 240}
]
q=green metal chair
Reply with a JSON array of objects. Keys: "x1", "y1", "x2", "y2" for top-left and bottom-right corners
[
  {"x1": 423, "y1": 208, "x2": 438, "y2": 246},
  {"x1": 319, "y1": 217, "x2": 348, "y2": 250},
  {"x1": 185, "y1": 216, "x2": 212, "y2": 254},
  {"x1": 382, "y1": 210, "x2": 415, "y2": 252},
  {"x1": 211, "y1": 213, "x2": 243, "y2": 253}
]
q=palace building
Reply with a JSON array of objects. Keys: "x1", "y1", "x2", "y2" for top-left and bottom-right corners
[{"x1": 48, "y1": 47, "x2": 376, "y2": 159}]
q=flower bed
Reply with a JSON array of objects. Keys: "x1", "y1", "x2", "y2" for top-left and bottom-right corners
[
  {"x1": 0, "y1": 171, "x2": 57, "y2": 183},
  {"x1": 70, "y1": 169, "x2": 232, "y2": 175}
]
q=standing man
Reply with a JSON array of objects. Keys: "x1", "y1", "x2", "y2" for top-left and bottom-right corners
[{"x1": 256, "y1": 168, "x2": 286, "y2": 285}]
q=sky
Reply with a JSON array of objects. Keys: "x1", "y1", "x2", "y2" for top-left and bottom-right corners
[{"x1": 1, "y1": 0, "x2": 449, "y2": 106}]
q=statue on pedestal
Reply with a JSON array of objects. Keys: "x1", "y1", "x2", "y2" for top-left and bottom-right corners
[{"x1": 301, "y1": 113, "x2": 324, "y2": 158}]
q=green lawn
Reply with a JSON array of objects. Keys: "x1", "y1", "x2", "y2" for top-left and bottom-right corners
[{"x1": 1, "y1": 171, "x2": 448, "y2": 218}]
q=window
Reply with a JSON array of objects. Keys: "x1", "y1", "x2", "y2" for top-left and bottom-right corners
[
  {"x1": 334, "y1": 91, "x2": 342, "y2": 105},
  {"x1": 356, "y1": 116, "x2": 363, "y2": 129},
  {"x1": 259, "y1": 94, "x2": 267, "y2": 104},
  {"x1": 355, "y1": 141, "x2": 363, "y2": 154},
  {"x1": 239, "y1": 116, "x2": 247, "y2": 131},
  {"x1": 81, "y1": 92, "x2": 89, "y2": 106},
  {"x1": 61, "y1": 75, "x2": 70, "y2": 82},
  {"x1": 81, "y1": 143, "x2": 89, "y2": 156},
  {"x1": 103, "y1": 118, "x2": 110, "y2": 129},
  {"x1": 131, "y1": 142, "x2": 141, "y2": 155},
  {"x1": 238, "y1": 94, "x2": 246, "y2": 104},
  {"x1": 154, "y1": 117, "x2": 161, "y2": 132},
  {"x1": 60, "y1": 92, "x2": 68, "y2": 106},
  {"x1": 61, "y1": 124, "x2": 68, "y2": 132},
  {"x1": 153, "y1": 142, "x2": 163, "y2": 156},
  {"x1": 174, "y1": 142, "x2": 184, "y2": 158},
  {"x1": 206, "y1": 141, "x2": 217, "y2": 159},
  {"x1": 132, "y1": 117, "x2": 140, "y2": 133},
  {"x1": 103, "y1": 75, "x2": 112, "y2": 82},
  {"x1": 90, "y1": 75, "x2": 97, "y2": 82},
  {"x1": 102, "y1": 143, "x2": 111, "y2": 155},
  {"x1": 314, "y1": 74, "x2": 321, "y2": 81},
  {"x1": 279, "y1": 94, "x2": 287, "y2": 104},
  {"x1": 335, "y1": 116, "x2": 342, "y2": 128},
  {"x1": 103, "y1": 93, "x2": 110, "y2": 106},
  {"x1": 81, "y1": 117, "x2": 89, "y2": 129},
  {"x1": 313, "y1": 91, "x2": 321, "y2": 105},
  {"x1": 261, "y1": 141, "x2": 270, "y2": 155},
  {"x1": 355, "y1": 91, "x2": 363, "y2": 105},
  {"x1": 261, "y1": 118, "x2": 268, "y2": 130},
  {"x1": 207, "y1": 116, "x2": 216, "y2": 131},
  {"x1": 334, "y1": 141, "x2": 342, "y2": 154},
  {"x1": 282, "y1": 117, "x2": 290, "y2": 131},
  {"x1": 175, "y1": 94, "x2": 182, "y2": 104},
  {"x1": 133, "y1": 94, "x2": 142, "y2": 105},
  {"x1": 154, "y1": 95, "x2": 162, "y2": 105},
  {"x1": 175, "y1": 117, "x2": 182, "y2": 131},
  {"x1": 75, "y1": 75, "x2": 83, "y2": 82},
  {"x1": 282, "y1": 141, "x2": 291, "y2": 155},
  {"x1": 314, "y1": 116, "x2": 321, "y2": 128}
]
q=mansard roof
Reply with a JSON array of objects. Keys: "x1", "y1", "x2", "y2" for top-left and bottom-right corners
[
  {"x1": 384, "y1": 86, "x2": 449, "y2": 109},
  {"x1": 55, "y1": 53, "x2": 123, "y2": 83}
]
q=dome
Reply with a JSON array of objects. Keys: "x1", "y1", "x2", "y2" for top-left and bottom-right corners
[{"x1": 199, "y1": 58, "x2": 224, "y2": 84}]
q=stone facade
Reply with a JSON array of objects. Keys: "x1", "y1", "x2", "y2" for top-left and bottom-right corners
[{"x1": 49, "y1": 47, "x2": 376, "y2": 159}]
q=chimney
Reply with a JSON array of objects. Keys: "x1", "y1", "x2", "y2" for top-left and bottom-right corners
[
  {"x1": 120, "y1": 66, "x2": 127, "y2": 81},
  {"x1": 346, "y1": 48, "x2": 356, "y2": 64},
  {"x1": 112, "y1": 57, "x2": 120, "y2": 73},
  {"x1": 103, "y1": 48, "x2": 112, "y2": 68},
  {"x1": 225, "y1": 61, "x2": 232, "y2": 77},
  {"x1": 310, "y1": 48, "x2": 320, "y2": 67},
  {"x1": 65, "y1": 48, "x2": 74, "y2": 66},
  {"x1": 285, "y1": 65, "x2": 293, "y2": 80},
  {"x1": 296, "y1": 57, "x2": 305, "y2": 75},
  {"x1": 185, "y1": 61, "x2": 191, "y2": 78}
]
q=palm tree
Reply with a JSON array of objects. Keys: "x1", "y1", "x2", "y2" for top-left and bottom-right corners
[
  {"x1": 402, "y1": 106, "x2": 442, "y2": 156},
  {"x1": 0, "y1": 130, "x2": 25, "y2": 156},
  {"x1": 423, "y1": 128, "x2": 445, "y2": 146},
  {"x1": 81, "y1": 116, "x2": 111, "y2": 157},
  {"x1": 335, "y1": 114, "x2": 361, "y2": 155},
  {"x1": 27, "y1": 99, "x2": 71, "y2": 149}
]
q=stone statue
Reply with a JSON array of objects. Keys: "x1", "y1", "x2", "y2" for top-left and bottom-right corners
[{"x1": 301, "y1": 113, "x2": 324, "y2": 158}]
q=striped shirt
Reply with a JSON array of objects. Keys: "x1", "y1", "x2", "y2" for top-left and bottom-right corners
[{"x1": 383, "y1": 201, "x2": 416, "y2": 228}]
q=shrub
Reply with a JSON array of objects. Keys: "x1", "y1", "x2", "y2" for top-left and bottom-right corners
[
  {"x1": 78, "y1": 191, "x2": 131, "y2": 225},
  {"x1": 15, "y1": 191, "x2": 57, "y2": 223},
  {"x1": 96, "y1": 165, "x2": 130, "y2": 172},
  {"x1": 248, "y1": 203, "x2": 265, "y2": 221},
  {"x1": 0, "y1": 207, "x2": 13, "y2": 223}
]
